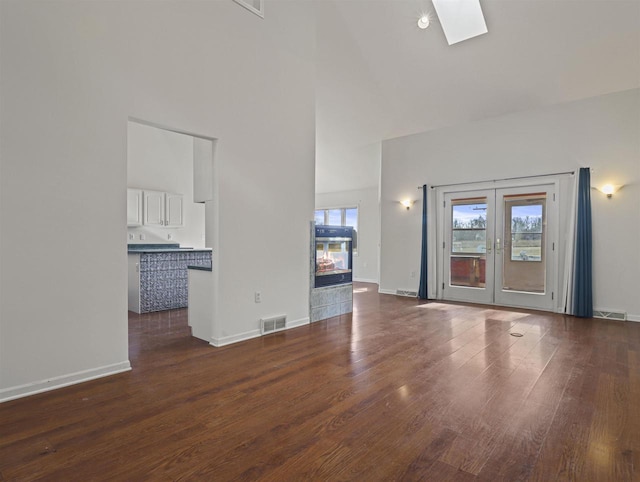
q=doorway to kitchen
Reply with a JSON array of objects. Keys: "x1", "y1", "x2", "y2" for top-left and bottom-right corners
[
  {"x1": 126, "y1": 118, "x2": 216, "y2": 347},
  {"x1": 439, "y1": 182, "x2": 557, "y2": 311}
]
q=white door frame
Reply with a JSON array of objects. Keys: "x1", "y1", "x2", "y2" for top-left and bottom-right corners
[{"x1": 435, "y1": 176, "x2": 560, "y2": 312}]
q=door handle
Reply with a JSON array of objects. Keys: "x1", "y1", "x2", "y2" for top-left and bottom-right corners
[
  {"x1": 496, "y1": 238, "x2": 501, "y2": 254},
  {"x1": 487, "y1": 238, "x2": 492, "y2": 254}
]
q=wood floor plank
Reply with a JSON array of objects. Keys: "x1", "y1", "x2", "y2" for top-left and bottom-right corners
[
  {"x1": 527, "y1": 341, "x2": 598, "y2": 481},
  {"x1": 1, "y1": 283, "x2": 639, "y2": 480}
]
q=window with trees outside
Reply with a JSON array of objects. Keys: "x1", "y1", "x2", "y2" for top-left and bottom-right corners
[
  {"x1": 510, "y1": 204, "x2": 543, "y2": 262},
  {"x1": 314, "y1": 207, "x2": 358, "y2": 254}
]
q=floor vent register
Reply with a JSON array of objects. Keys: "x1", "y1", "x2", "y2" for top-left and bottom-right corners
[{"x1": 260, "y1": 315, "x2": 287, "y2": 334}]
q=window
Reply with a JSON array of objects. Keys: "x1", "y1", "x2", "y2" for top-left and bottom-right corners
[
  {"x1": 451, "y1": 200, "x2": 487, "y2": 254},
  {"x1": 509, "y1": 202, "x2": 544, "y2": 262},
  {"x1": 315, "y1": 206, "x2": 358, "y2": 254}
]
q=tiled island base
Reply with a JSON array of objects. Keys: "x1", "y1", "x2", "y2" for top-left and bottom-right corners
[
  {"x1": 128, "y1": 250, "x2": 212, "y2": 313},
  {"x1": 310, "y1": 284, "x2": 353, "y2": 322}
]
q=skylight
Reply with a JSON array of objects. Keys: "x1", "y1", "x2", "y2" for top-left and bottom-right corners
[{"x1": 431, "y1": 0, "x2": 488, "y2": 45}]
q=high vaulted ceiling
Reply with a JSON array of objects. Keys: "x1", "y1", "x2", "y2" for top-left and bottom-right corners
[{"x1": 315, "y1": 0, "x2": 640, "y2": 193}]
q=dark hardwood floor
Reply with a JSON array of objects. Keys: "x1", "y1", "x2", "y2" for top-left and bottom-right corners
[{"x1": 1, "y1": 282, "x2": 638, "y2": 480}]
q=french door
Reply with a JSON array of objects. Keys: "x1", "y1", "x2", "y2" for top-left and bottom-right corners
[{"x1": 442, "y1": 184, "x2": 556, "y2": 311}]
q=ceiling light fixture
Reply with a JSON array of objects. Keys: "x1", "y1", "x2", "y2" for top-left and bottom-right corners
[{"x1": 417, "y1": 15, "x2": 430, "y2": 30}]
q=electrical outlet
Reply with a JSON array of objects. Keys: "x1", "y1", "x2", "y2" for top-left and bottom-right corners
[
  {"x1": 411, "y1": 271, "x2": 417, "y2": 278},
  {"x1": 255, "y1": 291, "x2": 262, "y2": 303},
  {"x1": 128, "y1": 233, "x2": 134, "y2": 241},
  {"x1": 139, "y1": 234, "x2": 146, "y2": 240}
]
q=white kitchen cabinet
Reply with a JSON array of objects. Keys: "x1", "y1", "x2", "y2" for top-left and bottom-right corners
[
  {"x1": 165, "y1": 192, "x2": 184, "y2": 227},
  {"x1": 193, "y1": 137, "x2": 214, "y2": 203},
  {"x1": 127, "y1": 188, "x2": 143, "y2": 226},
  {"x1": 129, "y1": 189, "x2": 184, "y2": 228},
  {"x1": 143, "y1": 190, "x2": 166, "y2": 227}
]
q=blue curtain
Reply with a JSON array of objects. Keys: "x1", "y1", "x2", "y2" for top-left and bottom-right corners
[
  {"x1": 418, "y1": 185, "x2": 428, "y2": 299},
  {"x1": 573, "y1": 168, "x2": 593, "y2": 317}
]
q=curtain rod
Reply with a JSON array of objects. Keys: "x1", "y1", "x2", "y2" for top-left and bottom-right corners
[{"x1": 416, "y1": 170, "x2": 575, "y2": 190}]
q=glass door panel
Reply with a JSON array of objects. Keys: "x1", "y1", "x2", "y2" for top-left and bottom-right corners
[
  {"x1": 502, "y1": 194, "x2": 546, "y2": 293},
  {"x1": 451, "y1": 199, "x2": 487, "y2": 288},
  {"x1": 443, "y1": 191, "x2": 494, "y2": 304},
  {"x1": 494, "y1": 186, "x2": 555, "y2": 311}
]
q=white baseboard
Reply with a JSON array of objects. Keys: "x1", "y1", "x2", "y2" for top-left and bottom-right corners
[
  {"x1": 0, "y1": 361, "x2": 131, "y2": 404},
  {"x1": 210, "y1": 329, "x2": 261, "y2": 347},
  {"x1": 628, "y1": 314, "x2": 639, "y2": 322},
  {"x1": 378, "y1": 288, "x2": 396, "y2": 295},
  {"x1": 210, "y1": 317, "x2": 311, "y2": 347},
  {"x1": 353, "y1": 278, "x2": 378, "y2": 284},
  {"x1": 287, "y1": 316, "x2": 310, "y2": 329}
]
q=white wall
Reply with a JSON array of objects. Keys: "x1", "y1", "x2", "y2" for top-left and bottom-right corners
[
  {"x1": 316, "y1": 186, "x2": 380, "y2": 283},
  {"x1": 0, "y1": 1, "x2": 315, "y2": 400},
  {"x1": 127, "y1": 122, "x2": 205, "y2": 248},
  {"x1": 316, "y1": 142, "x2": 382, "y2": 194},
  {"x1": 380, "y1": 89, "x2": 640, "y2": 320}
]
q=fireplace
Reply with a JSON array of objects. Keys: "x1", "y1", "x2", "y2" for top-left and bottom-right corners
[{"x1": 314, "y1": 225, "x2": 353, "y2": 288}]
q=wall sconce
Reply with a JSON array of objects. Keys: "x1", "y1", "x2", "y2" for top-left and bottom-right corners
[
  {"x1": 597, "y1": 184, "x2": 623, "y2": 198},
  {"x1": 400, "y1": 200, "x2": 414, "y2": 210}
]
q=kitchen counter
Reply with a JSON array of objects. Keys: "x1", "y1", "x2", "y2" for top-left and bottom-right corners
[
  {"x1": 187, "y1": 265, "x2": 212, "y2": 271},
  {"x1": 128, "y1": 243, "x2": 212, "y2": 254}
]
